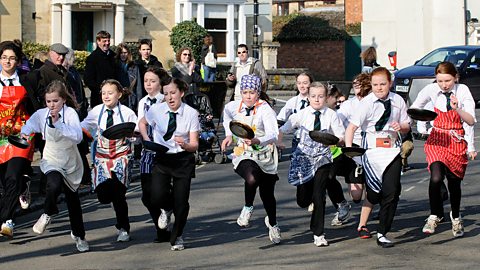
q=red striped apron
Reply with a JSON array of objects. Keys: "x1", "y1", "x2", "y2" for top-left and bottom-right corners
[{"x1": 424, "y1": 107, "x2": 467, "y2": 178}]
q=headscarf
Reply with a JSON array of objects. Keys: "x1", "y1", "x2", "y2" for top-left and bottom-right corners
[{"x1": 240, "y1": 74, "x2": 262, "y2": 94}]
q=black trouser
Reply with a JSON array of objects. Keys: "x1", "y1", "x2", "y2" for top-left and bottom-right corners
[
  {"x1": 296, "y1": 163, "x2": 332, "y2": 236},
  {"x1": 44, "y1": 171, "x2": 86, "y2": 239},
  {"x1": 235, "y1": 160, "x2": 278, "y2": 226},
  {"x1": 366, "y1": 155, "x2": 402, "y2": 236},
  {"x1": 151, "y1": 152, "x2": 195, "y2": 245},
  {"x1": 141, "y1": 173, "x2": 170, "y2": 239},
  {"x1": 0, "y1": 157, "x2": 31, "y2": 224},
  {"x1": 429, "y1": 161, "x2": 462, "y2": 219},
  {"x1": 95, "y1": 175, "x2": 130, "y2": 233}
]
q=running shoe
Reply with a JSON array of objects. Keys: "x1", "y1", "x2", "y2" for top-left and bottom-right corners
[
  {"x1": 358, "y1": 226, "x2": 371, "y2": 239},
  {"x1": 422, "y1": 215, "x2": 442, "y2": 234},
  {"x1": 171, "y1": 236, "x2": 185, "y2": 251},
  {"x1": 264, "y1": 216, "x2": 281, "y2": 244},
  {"x1": 70, "y1": 231, "x2": 90, "y2": 252},
  {"x1": 237, "y1": 206, "x2": 253, "y2": 227},
  {"x1": 158, "y1": 209, "x2": 173, "y2": 230},
  {"x1": 33, "y1": 213, "x2": 51, "y2": 234},
  {"x1": 337, "y1": 200, "x2": 351, "y2": 222},
  {"x1": 117, "y1": 228, "x2": 130, "y2": 242},
  {"x1": 0, "y1": 220, "x2": 14, "y2": 238},
  {"x1": 450, "y1": 211, "x2": 464, "y2": 238},
  {"x1": 313, "y1": 234, "x2": 329, "y2": 247}
]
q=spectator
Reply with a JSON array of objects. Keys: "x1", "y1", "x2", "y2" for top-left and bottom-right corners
[
  {"x1": 225, "y1": 44, "x2": 267, "y2": 102},
  {"x1": 360, "y1": 47, "x2": 380, "y2": 74},
  {"x1": 200, "y1": 34, "x2": 217, "y2": 82},
  {"x1": 171, "y1": 47, "x2": 202, "y2": 95},
  {"x1": 37, "y1": 43, "x2": 70, "y2": 106},
  {"x1": 32, "y1": 51, "x2": 49, "y2": 70},
  {"x1": 84, "y1": 30, "x2": 116, "y2": 108}
]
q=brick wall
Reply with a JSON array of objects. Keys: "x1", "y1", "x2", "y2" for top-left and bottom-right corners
[
  {"x1": 277, "y1": 41, "x2": 345, "y2": 80},
  {"x1": 345, "y1": 0, "x2": 362, "y2": 25}
]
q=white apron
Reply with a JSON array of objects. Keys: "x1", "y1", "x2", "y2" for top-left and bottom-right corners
[
  {"x1": 231, "y1": 102, "x2": 278, "y2": 175},
  {"x1": 359, "y1": 130, "x2": 401, "y2": 193},
  {"x1": 41, "y1": 109, "x2": 83, "y2": 192}
]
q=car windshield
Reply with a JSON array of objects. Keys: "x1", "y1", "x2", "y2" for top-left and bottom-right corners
[{"x1": 416, "y1": 48, "x2": 473, "y2": 68}]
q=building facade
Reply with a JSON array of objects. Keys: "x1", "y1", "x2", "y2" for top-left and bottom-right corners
[{"x1": 1, "y1": 0, "x2": 273, "y2": 67}]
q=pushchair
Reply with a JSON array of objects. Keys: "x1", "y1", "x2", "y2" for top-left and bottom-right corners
[{"x1": 183, "y1": 92, "x2": 223, "y2": 164}]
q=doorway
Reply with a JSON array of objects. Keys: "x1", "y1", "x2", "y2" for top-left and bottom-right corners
[{"x1": 72, "y1": 12, "x2": 94, "y2": 51}]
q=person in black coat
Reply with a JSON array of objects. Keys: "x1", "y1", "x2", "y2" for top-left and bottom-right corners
[{"x1": 84, "y1": 31, "x2": 117, "y2": 108}]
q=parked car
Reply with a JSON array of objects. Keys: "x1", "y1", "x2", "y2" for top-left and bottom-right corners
[{"x1": 393, "y1": 45, "x2": 480, "y2": 105}]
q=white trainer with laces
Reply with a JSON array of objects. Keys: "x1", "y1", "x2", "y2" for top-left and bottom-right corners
[
  {"x1": 307, "y1": 203, "x2": 314, "y2": 212},
  {"x1": 70, "y1": 231, "x2": 90, "y2": 252},
  {"x1": 158, "y1": 209, "x2": 173, "y2": 230},
  {"x1": 171, "y1": 236, "x2": 185, "y2": 251},
  {"x1": 19, "y1": 180, "x2": 31, "y2": 210},
  {"x1": 117, "y1": 228, "x2": 130, "y2": 242},
  {"x1": 450, "y1": 211, "x2": 464, "y2": 238},
  {"x1": 264, "y1": 216, "x2": 281, "y2": 244},
  {"x1": 337, "y1": 200, "x2": 351, "y2": 222},
  {"x1": 314, "y1": 234, "x2": 329, "y2": 247},
  {"x1": 33, "y1": 213, "x2": 51, "y2": 234},
  {"x1": 0, "y1": 220, "x2": 14, "y2": 238},
  {"x1": 422, "y1": 215, "x2": 442, "y2": 234},
  {"x1": 237, "y1": 206, "x2": 253, "y2": 227}
]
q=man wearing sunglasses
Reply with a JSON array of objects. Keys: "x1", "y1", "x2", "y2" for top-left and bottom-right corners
[{"x1": 226, "y1": 44, "x2": 267, "y2": 102}]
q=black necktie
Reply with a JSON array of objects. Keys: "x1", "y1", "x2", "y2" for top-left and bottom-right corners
[
  {"x1": 106, "y1": 109, "x2": 114, "y2": 129},
  {"x1": 7, "y1": 79, "x2": 14, "y2": 86},
  {"x1": 148, "y1": 97, "x2": 157, "y2": 105},
  {"x1": 245, "y1": 106, "x2": 255, "y2": 116},
  {"x1": 300, "y1": 99, "x2": 308, "y2": 110},
  {"x1": 313, "y1": 111, "x2": 321, "y2": 131},
  {"x1": 443, "y1": 92, "x2": 452, "y2": 111},
  {"x1": 163, "y1": 112, "x2": 177, "y2": 141},
  {"x1": 375, "y1": 99, "x2": 391, "y2": 131}
]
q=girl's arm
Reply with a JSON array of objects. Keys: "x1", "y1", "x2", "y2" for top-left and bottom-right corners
[
  {"x1": 21, "y1": 111, "x2": 42, "y2": 135},
  {"x1": 55, "y1": 109, "x2": 83, "y2": 144}
]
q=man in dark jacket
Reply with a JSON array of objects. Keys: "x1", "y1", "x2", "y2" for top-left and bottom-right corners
[{"x1": 84, "y1": 30, "x2": 117, "y2": 108}]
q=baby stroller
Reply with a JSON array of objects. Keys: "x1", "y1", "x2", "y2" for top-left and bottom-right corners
[{"x1": 183, "y1": 92, "x2": 223, "y2": 164}]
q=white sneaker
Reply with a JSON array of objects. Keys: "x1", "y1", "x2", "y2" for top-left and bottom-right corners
[
  {"x1": 0, "y1": 220, "x2": 14, "y2": 238},
  {"x1": 158, "y1": 209, "x2": 173, "y2": 230},
  {"x1": 19, "y1": 181, "x2": 31, "y2": 210},
  {"x1": 307, "y1": 203, "x2": 314, "y2": 212},
  {"x1": 33, "y1": 213, "x2": 51, "y2": 234},
  {"x1": 337, "y1": 200, "x2": 351, "y2": 222},
  {"x1": 331, "y1": 212, "x2": 343, "y2": 226},
  {"x1": 236, "y1": 206, "x2": 253, "y2": 227},
  {"x1": 422, "y1": 215, "x2": 442, "y2": 234},
  {"x1": 313, "y1": 234, "x2": 329, "y2": 247},
  {"x1": 450, "y1": 211, "x2": 464, "y2": 238},
  {"x1": 116, "y1": 228, "x2": 130, "y2": 242},
  {"x1": 264, "y1": 216, "x2": 281, "y2": 244},
  {"x1": 171, "y1": 236, "x2": 185, "y2": 251},
  {"x1": 70, "y1": 231, "x2": 90, "y2": 252}
]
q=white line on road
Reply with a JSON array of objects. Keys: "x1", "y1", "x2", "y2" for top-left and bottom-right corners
[
  {"x1": 417, "y1": 177, "x2": 429, "y2": 183},
  {"x1": 404, "y1": 186, "x2": 415, "y2": 192}
]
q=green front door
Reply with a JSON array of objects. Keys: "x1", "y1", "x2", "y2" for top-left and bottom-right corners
[
  {"x1": 72, "y1": 12, "x2": 94, "y2": 52},
  {"x1": 345, "y1": 35, "x2": 362, "y2": 81}
]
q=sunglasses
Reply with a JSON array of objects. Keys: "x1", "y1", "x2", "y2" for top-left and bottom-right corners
[
  {"x1": 237, "y1": 51, "x2": 247, "y2": 54},
  {"x1": 182, "y1": 53, "x2": 191, "y2": 56}
]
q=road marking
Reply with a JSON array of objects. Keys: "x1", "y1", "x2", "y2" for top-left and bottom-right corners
[
  {"x1": 404, "y1": 186, "x2": 415, "y2": 192},
  {"x1": 274, "y1": 98, "x2": 287, "y2": 103},
  {"x1": 417, "y1": 177, "x2": 429, "y2": 183}
]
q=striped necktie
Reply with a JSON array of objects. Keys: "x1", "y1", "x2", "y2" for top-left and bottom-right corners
[
  {"x1": 245, "y1": 106, "x2": 255, "y2": 116},
  {"x1": 313, "y1": 111, "x2": 321, "y2": 131},
  {"x1": 8, "y1": 79, "x2": 14, "y2": 86},
  {"x1": 163, "y1": 111, "x2": 177, "y2": 141},
  {"x1": 375, "y1": 99, "x2": 391, "y2": 131},
  {"x1": 443, "y1": 92, "x2": 452, "y2": 111},
  {"x1": 106, "y1": 109, "x2": 114, "y2": 129},
  {"x1": 300, "y1": 99, "x2": 308, "y2": 110}
]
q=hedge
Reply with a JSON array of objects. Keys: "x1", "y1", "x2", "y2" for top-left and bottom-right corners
[
  {"x1": 22, "y1": 41, "x2": 90, "y2": 72},
  {"x1": 170, "y1": 20, "x2": 208, "y2": 64}
]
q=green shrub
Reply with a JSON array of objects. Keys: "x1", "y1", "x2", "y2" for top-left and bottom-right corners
[
  {"x1": 346, "y1": 23, "x2": 361, "y2": 35},
  {"x1": 74, "y1": 51, "x2": 89, "y2": 72},
  {"x1": 275, "y1": 15, "x2": 350, "y2": 42},
  {"x1": 169, "y1": 20, "x2": 208, "y2": 64},
  {"x1": 22, "y1": 41, "x2": 49, "y2": 62}
]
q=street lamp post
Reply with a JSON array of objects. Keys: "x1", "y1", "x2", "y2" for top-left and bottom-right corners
[{"x1": 252, "y1": 0, "x2": 259, "y2": 59}]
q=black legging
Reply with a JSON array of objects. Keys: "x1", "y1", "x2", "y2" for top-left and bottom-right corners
[
  {"x1": 0, "y1": 157, "x2": 31, "y2": 223},
  {"x1": 429, "y1": 161, "x2": 462, "y2": 219},
  {"x1": 235, "y1": 160, "x2": 278, "y2": 226}
]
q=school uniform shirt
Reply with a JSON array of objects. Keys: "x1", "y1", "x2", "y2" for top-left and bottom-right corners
[
  {"x1": 411, "y1": 83, "x2": 476, "y2": 152},
  {"x1": 337, "y1": 96, "x2": 363, "y2": 145},
  {"x1": 81, "y1": 102, "x2": 138, "y2": 133},
  {"x1": 280, "y1": 106, "x2": 344, "y2": 185},
  {"x1": 0, "y1": 72, "x2": 20, "y2": 87},
  {"x1": 223, "y1": 100, "x2": 278, "y2": 146},
  {"x1": 21, "y1": 106, "x2": 84, "y2": 191},
  {"x1": 144, "y1": 102, "x2": 200, "y2": 154},
  {"x1": 277, "y1": 94, "x2": 310, "y2": 122},
  {"x1": 350, "y1": 91, "x2": 410, "y2": 134},
  {"x1": 137, "y1": 93, "x2": 164, "y2": 173}
]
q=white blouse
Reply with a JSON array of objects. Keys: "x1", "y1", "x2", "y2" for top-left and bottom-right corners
[
  {"x1": 223, "y1": 100, "x2": 278, "y2": 146},
  {"x1": 277, "y1": 94, "x2": 309, "y2": 122},
  {"x1": 21, "y1": 106, "x2": 82, "y2": 144},
  {"x1": 350, "y1": 92, "x2": 410, "y2": 133},
  {"x1": 144, "y1": 102, "x2": 200, "y2": 153},
  {"x1": 81, "y1": 103, "x2": 138, "y2": 132},
  {"x1": 136, "y1": 93, "x2": 164, "y2": 131}
]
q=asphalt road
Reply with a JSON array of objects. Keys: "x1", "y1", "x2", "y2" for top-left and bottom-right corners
[{"x1": 1, "y1": 108, "x2": 480, "y2": 269}]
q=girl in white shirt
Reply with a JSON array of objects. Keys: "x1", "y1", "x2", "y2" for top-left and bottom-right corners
[
  {"x1": 345, "y1": 67, "x2": 410, "y2": 248},
  {"x1": 278, "y1": 82, "x2": 345, "y2": 247},
  {"x1": 221, "y1": 74, "x2": 281, "y2": 245},
  {"x1": 138, "y1": 78, "x2": 199, "y2": 251},
  {"x1": 81, "y1": 79, "x2": 138, "y2": 243},
  {"x1": 24, "y1": 81, "x2": 89, "y2": 252}
]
